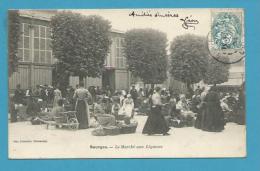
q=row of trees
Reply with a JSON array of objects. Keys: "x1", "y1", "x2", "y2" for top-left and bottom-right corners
[
  {"x1": 9, "y1": 11, "x2": 229, "y2": 91},
  {"x1": 125, "y1": 32, "x2": 230, "y2": 91}
]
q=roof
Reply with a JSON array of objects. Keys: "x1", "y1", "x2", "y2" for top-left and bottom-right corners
[
  {"x1": 110, "y1": 28, "x2": 125, "y2": 34},
  {"x1": 220, "y1": 78, "x2": 244, "y2": 86},
  {"x1": 18, "y1": 10, "x2": 57, "y2": 21},
  {"x1": 18, "y1": 10, "x2": 125, "y2": 34}
]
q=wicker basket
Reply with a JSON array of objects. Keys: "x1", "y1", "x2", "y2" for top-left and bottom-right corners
[
  {"x1": 120, "y1": 122, "x2": 138, "y2": 134},
  {"x1": 103, "y1": 126, "x2": 121, "y2": 135}
]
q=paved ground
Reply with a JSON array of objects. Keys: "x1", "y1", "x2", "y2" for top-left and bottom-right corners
[{"x1": 9, "y1": 115, "x2": 246, "y2": 158}]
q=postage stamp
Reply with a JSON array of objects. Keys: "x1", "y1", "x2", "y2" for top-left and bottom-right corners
[{"x1": 208, "y1": 9, "x2": 245, "y2": 64}]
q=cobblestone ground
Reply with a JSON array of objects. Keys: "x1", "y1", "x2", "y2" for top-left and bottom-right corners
[{"x1": 9, "y1": 115, "x2": 246, "y2": 158}]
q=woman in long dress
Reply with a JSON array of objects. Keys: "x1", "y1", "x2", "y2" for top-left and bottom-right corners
[
  {"x1": 195, "y1": 91, "x2": 207, "y2": 129},
  {"x1": 53, "y1": 87, "x2": 62, "y2": 108},
  {"x1": 142, "y1": 87, "x2": 170, "y2": 135},
  {"x1": 201, "y1": 86, "x2": 225, "y2": 132},
  {"x1": 73, "y1": 82, "x2": 92, "y2": 129}
]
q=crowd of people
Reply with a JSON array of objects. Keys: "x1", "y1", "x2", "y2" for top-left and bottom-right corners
[{"x1": 9, "y1": 81, "x2": 245, "y2": 135}]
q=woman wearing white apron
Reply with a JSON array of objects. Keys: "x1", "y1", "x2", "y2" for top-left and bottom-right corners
[
  {"x1": 121, "y1": 94, "x2": 134, "y2": 118},
  {"x1": 53, "y1": 87, "x2": 62, "y2": 108}
]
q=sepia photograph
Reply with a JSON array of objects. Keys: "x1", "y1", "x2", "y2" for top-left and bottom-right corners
[{"x1": 8, "y1": 8, "x2": 246, "y2": 158}]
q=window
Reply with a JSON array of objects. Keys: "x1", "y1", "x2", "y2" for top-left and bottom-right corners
[
  {"x1": 18, "y1": 23, "x2": 31, "y2": 62},
  {"x1": 33, "y1": 25, "x2": 52, "y2": 64},
  {"x1": 17, "y1": 23, "x2": 52, "y2": 64},
  {"x1": 115, "y1": 37, "x2": 126, "y2": 68},
  {"x1": 105, "y1": 47, "x2": 112, "y2": 67}
]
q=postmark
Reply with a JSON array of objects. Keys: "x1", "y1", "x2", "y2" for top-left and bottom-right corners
[{"x1": 207, "y1": 9, "x2": 245, "y2": 64}]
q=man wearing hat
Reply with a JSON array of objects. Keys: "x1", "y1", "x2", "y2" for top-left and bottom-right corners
[{"x1": 130, "y1": 85, "x2": 138, "y2": 108}]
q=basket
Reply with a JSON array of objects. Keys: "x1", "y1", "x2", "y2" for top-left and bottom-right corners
[
  {"x1": 103, "y1": 126, "x2": 120, "y2": 135},
  {"x1": 117, "y1": 114, "x2": 126, "y2": 121},
  {"x1": 91, "y1": 128, "x2": 106, "y2": 136},
  {"x1": 120, "y1": 122, "x2": 138, "y2": 134},
  {"x1": 169, "y1": 119, "x2": 185, "y2": 128},
  {"x1": 185, "y1": 115, "x2": 195, "y2": 127}
]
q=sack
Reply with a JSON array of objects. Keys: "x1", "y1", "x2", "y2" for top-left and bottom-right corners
[
  {"x1": 169, "y1": 119, "x2": 185, "y2": 128},
  {"x1": 117, "y1": 114, "x2": 126, "y2": 120},
  {"x1": 89, "y1": 117, "x2": 99, "y2": 128},
  {"x1": 120, "y1": 122, "x2": 138, "y2": 134},
  {"x1": 185, "y1": 115, "x2": 195, "y2": 127},
  {"x1": 103, "y1": 126, "x2": 120, "y2": 135},
  {"x1": 91, "y1": 128, "x2": 106, "y2": 136}
]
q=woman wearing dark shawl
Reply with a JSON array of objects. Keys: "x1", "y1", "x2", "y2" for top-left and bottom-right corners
[
  {"x1": 201, "y1": 86, "x2": 225, "y2": 132},
  {"x1": 142, "y1": 87, "x2": 170, "y2": 135}
]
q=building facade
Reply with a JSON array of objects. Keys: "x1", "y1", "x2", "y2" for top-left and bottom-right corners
[{"x1": 9, "y1": 10, "x2": 130, "y2": 92}]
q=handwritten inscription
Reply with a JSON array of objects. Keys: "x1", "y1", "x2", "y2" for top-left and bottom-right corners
[
  {"x1": 129, "y1": 11, "x2": 199, "y2": 30},
  {"x1": 129, "y1": 10, "x2": 178, "y2": 18},
  {"x1": 180, "y1": 15, "x2": 199, "y2": 30}
]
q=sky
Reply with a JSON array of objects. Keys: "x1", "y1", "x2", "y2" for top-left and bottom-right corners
[{"x1": 71, "y1": 9, "x2": 212, "y2": 44}]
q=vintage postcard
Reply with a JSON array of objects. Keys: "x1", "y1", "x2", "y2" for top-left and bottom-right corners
[{"x1": 8, "y1": 8, "x2": 246, "y2": 158}]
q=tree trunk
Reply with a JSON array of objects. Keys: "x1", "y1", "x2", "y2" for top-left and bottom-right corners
[
  {"x1": 79, "y1": 75, "x2": 84, "y2": 85},
  {"x1": 186, "y1": 82, "x2": 193, "y2": 98},
  {"x1": 151, "y1": 84, "x2": 155, "y2": 89}
]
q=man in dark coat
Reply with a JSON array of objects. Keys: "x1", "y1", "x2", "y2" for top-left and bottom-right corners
[
  {"x1": 130, "y1": 85, "x2": 138, "y2": 108},
  {"x1": 14, "y1": 84, "x2": 24, "y2": 104}
]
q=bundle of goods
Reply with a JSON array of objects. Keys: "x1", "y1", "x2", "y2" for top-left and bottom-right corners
[
  {"x1": 117, "y1": 119, "x2": 138, "y2": 134},
  {"x1": 91, "y1": 127, "x2": 106, "y2": 136},
  {"x1": 138, "y1": 98, "x2": 150, "y2": 115},
  {"x1": 184, "y1": 115, "x2": 195, "y2": 127},
  {"x1": 223, "y1": 111, "x2": 234, "y2": 123},
  {"x1": 169, "y1": 112, "x2": 196, "y2": 128},
  {"x1": 89, "y1": 117, "x2": 99, "y2": 128},
  {"x1": 16, "y1": 104, "x2": 28, "y2": 121},
  {"x1": 169, "y1": 118, "x2": 185, "y2": 128},
  {"x1": 103, "y1": 126, "x2": 121, "y2": 135},
  {"x1": 119, "y1": 122, "x2": 138, "y2": 134},
  {"x1": 91, "y1": 119, "x2": 138, "y2": 136},
  {"x1": 116, "y1": 114, "x2": 126, "y2": 121}
]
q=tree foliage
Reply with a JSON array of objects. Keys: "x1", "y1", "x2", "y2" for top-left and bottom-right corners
[
  {"x1": 170, "y1": 34, "x2": 230, "y2": 91},
  {"x1": 50, "y1": 11, "x2": 111, "y2": 83},
  {"x1": 203, "y1": 56, "x2": 230, "y2": 85},
  {"x1": 124, "y1": 29, "x2": 168, "y2": 85},
  {"x1": 170, "y1": 34, "x2": 208, "y2": 87},
  {"x1": 8, "y1": 10, "x2": 21, "y2": 77}
]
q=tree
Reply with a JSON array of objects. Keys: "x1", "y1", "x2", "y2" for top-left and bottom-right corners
[
  {"x1": 8, "y1": 10, "x2": 21, "y2": 77},
  {"x1": 169, "y1": 34, "x2": 208, "y2": 94},
  {"x1": 50, "y1": 11, "x2": 111, "y2": 85},
  {"x1": 124, "y1": 29, "x2": 168, "y2": 87},
  {"x1": 203, "y1": 56, "x2": 230, "y2": 85}
]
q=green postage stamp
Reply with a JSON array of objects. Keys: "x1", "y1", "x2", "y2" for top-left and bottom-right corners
[{"x1": 209, "y1": 9, "x2": 245, "y2": 64}]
